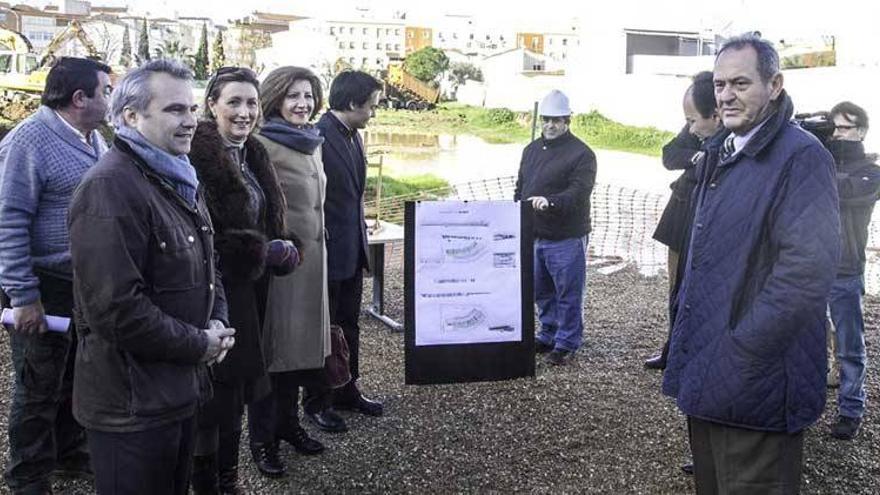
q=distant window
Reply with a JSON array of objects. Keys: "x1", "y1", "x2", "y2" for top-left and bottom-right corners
[
  {"x1": 395, "y1": 29, "x2": 400, "y2": 35},
  {"x1": 377, "y1": 43, "x2": 382, "y2": 49},
  {"x1": 423, "y1": 31, "x2": 429, "y2": 39},
  {"x1": 562, "y1": 38, "x2": 568, "y2": 46},
  {"x1": 0, "y1": 54, "x2": 12, "y2": 73},
  {"x1": 394, "y1": 44, "x2": 400, "y2": 51},
  {"x1": 349, "y1": 57, "x2": 355, "y2": 64},
  {"x1": 349, "y1": 27, "x2": 355, "y2": 34},
  {"x1": 339, "y1": 41, "x2": 346, "y2": 49},
  {"x1": 385, "y1": 43, "x2": 391, "y2": 50},
  {"x1": 376, "y1": 58, "x2": 383, "y2": 66},
  {"x1": 363, "y1": 27, "x2": 368, "y2": 35},
  {"x1": 548, "y1": 38, "x2": 553, "y2": 45},
  {"x1": 531, "y1": 38, "x2": 539, "y2": 50},
  {"x1": 363, "y1": 42, "x2": 369, "y2": 49},
  {"x1": 330, "y1": 27, "x2": 335, "y2": 35},
  {"x1": 469, "y1": 33, "x2": 474, "y2": 40},
  {"x1": 385, "y1": 28, "x2": 391, "y2": 35},
  {"x1": 349, "y1": 41, "x2": 355, "y2": 49},
  {"x1": 362, "y1": 57, "x2": 368, "y2": 66},
  {"x1": 408, "y1": 31, "x2": 413, "y2": 39}
]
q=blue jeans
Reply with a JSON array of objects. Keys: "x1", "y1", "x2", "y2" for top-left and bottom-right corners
[
  {"x1": 828, "y1": 274, "x2": 867, "y2": 419},
  {"x1": 534, "y1": 236, "x2": 588, "y2": 352}
]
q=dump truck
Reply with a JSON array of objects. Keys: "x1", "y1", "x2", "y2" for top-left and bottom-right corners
[
  {"x1": 0, "y1": 21, "x2": 102, "y2": 99},
  {"x1": 381, "y1": 62, "x2": 440, "y2": 111}
]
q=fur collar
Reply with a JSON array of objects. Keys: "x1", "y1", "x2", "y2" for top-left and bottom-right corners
[{"x1": 189, "y1": 120, "x2": 286, "y2": 238}]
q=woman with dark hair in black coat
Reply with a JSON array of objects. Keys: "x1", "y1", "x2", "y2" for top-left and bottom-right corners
[{"x1": 187, "y1": 67, "x2": 300, "y2": 494}]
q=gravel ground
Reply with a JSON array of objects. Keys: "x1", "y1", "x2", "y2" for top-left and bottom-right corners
[{"x1": 1, "y1": 264, "x2": 878, "y2": 494}]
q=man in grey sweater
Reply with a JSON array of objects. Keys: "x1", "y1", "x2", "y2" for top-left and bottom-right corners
[{"x1": 0, "y1": 57, "x2": 111, "y2": 495}]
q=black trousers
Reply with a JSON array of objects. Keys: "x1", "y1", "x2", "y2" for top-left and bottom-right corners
[
  {"x1": 248, "y1": 369, "x2": 328, "y2": 445},
  {"x1": 689, "y1": 417, "x2": 804, "y2": 495},
  {"x1": 88, "y1": 416, "x2": 197, "y2": 495},
  {"x1": 3, "y1": 273, "x2": 86, "y2": 495}
]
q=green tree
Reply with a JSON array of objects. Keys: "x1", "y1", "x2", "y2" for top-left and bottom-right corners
[
  {"x1": 120, "y1": 24, "x2": 132, "y2": 68},
  {"x1": 403, "y1": 47, "x2": 449, "y2": 83},
  {"x1": 192, "y1": 23, "x2": 209, "y2": 80},
  {"x1": 449, "y1": 62, "x2": 483, "y2": 84},
  {"x1": 210, "y1": 29, "x2": 226, "y2": 73},
  {"x1": 154, "y1": 40, "x2": 189, "y2": 61},
  {"x1": 136, "y1": 18, "x2": 150, "y2": 64}
]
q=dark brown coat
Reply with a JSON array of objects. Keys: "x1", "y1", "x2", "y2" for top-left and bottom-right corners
[
  {"x1": 69, "y1": 139, "x2": 225, "y2": 432},
  {"x1": 188, "y1": 120, "x2": 289, "y2": 386}
]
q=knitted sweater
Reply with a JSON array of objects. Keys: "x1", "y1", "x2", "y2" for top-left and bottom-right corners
[{"x1": 0, "y1": 106, "x2": 108, "y2": 306}]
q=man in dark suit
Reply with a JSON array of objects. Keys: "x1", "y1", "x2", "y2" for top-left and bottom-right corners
[{"x1": 308, "y1": 71, "x2": 384, "y2": 432}]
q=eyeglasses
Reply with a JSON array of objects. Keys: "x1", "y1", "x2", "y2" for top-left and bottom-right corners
[
  {"x1": 103, "y1": 85, "x2": 113, "y2": 98},
  {"x1": 205, "y1": 66, "x2": 259, "y2": 100}
]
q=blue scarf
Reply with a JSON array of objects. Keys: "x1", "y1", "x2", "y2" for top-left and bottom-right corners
[
  {"x1": 259, "y1": 117, "x2": 324, "y2": 155},
  {"x1": 116, "y1": 126, "x2": 200, "y2": 206}
]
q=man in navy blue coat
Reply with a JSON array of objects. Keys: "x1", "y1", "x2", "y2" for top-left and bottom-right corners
[
  {"x1": 662, "y1": 34, "x2": 839, "y2": 493},
  {"x1": 308, "y1": 71, "x2": 384, "y2": 432}
]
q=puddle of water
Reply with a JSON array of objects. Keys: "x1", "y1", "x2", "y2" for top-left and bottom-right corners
[{"x1": 364, "y1": 131, "x2": 680, "y2": 195}]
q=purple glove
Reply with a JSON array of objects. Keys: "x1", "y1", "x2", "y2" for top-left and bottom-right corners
[{"x1": 266, "y1": 239, "x2": 300, "y2": 274}]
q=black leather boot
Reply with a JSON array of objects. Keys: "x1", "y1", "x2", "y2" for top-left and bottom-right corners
[
  {"x1": 250, "y1": 441, "x2": 286, "y2": 478},
  {"x1": 191, "y1": 454, "x2": 219, "y2": 495}
]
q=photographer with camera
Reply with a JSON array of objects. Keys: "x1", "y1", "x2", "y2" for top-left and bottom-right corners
[{"x1": 825, "y1": 101, "x2": 880, "y2": 440}]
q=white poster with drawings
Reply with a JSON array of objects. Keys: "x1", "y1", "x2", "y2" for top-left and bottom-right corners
[{"x1": 414, "y1": 200, "x2": 522, "y2": 346}]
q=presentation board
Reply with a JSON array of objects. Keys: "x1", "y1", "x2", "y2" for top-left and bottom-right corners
[{"x1": 404, "y1": 200, "x2": 534, "y2": 385}]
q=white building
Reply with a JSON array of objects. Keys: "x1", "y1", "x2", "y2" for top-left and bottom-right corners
[
  {"x1": 431, "y1": 14, "x2": 514, "y2": 57},
  {"x1": 259, "y1": 16, "x2": 405, "y2": 74}
]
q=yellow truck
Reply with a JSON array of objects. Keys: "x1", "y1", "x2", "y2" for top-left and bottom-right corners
[
  {"x1": 0, "y1": 21, "x2": 102, "y2": 99},
  {"x1": 382, "y1": 62, "x2": 440, "y2": 110}
]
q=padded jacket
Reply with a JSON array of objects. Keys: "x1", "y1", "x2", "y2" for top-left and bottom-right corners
[{"x1": 662, "y1": 92, "x2": 840, "y2": 433}]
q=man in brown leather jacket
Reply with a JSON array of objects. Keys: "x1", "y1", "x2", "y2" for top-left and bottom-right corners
[{"x1": 68, "y1": 59, "x2": 234, "y2": 495}]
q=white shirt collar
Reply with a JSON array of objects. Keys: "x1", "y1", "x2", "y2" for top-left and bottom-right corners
[
  {"x1": 729, "y1": 118, "x2": 768, "y2": 156},
  {"x1": 54, "y1": 110, "x2": 91, "y2": 147}
]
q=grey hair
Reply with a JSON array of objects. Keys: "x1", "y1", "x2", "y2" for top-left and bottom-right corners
[
  {"x1": 110, "y1": 58, "x2": 194, "y2": 129},
  {"x1": 716, "y1": 33, "x2": 780, "y2": 84}
]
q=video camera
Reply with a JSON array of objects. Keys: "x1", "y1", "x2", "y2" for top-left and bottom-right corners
[{"x1": 793, "y1": 111, "x2": 835, "y2": 146}]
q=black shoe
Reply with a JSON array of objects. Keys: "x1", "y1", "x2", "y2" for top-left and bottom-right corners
[
  {"x1": 547, "y1": 349, "x2": 573, "y2": 366},
  {"x1": 535, "y1": 340, "x2": 553, "y2": 354},
  {"x1": 306, "y1": 409, "x2": 349, "y2": 433},
  {"x1": 644, "y1": 354, "x2": 666, "y2": 370},
  {"x1": 335, "y1": 394, "x2": 384, "y2": 417},
  {"x1": 249, "y1": 442, "x2": 285, "y2": 478},
  {"x1": 53, "y1": 451, "x2": 93, "y2": 481},
  {"x1": 831, "y1": 415, "x2": 862, "y2": 440},
  {"x1": 681, "y1": 462, "x2": 694, "y2": 475},
  {"x1": 280, "y1": 427, "x2": 325, "y2": 455}
]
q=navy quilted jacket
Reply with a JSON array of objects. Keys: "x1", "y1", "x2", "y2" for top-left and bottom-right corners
[{"x1": 662, "y1": 92, "x2": 840, "y2": 433}]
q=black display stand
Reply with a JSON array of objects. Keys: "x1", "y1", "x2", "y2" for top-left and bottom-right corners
[{"x1": 404, "y1": 200, "x2": 534, "y2": 385}]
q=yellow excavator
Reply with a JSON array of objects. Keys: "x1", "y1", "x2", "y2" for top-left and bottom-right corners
[{"x1": 0, "y1": 20, "x2": 101, "y2": 99}]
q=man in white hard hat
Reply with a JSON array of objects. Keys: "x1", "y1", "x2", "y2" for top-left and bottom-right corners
[{"x1": 514, "y1": 89, "x2": 597, "y2": 365}]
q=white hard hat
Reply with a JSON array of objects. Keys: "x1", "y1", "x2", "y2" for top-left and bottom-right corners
[{"x1": 539, "y1": 90, "x2": 571, "y2": 117}]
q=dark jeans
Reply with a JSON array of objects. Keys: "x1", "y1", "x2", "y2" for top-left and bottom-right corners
[
  {"x1": 88, "y1": 416, "x2": 196, "y2": 495},
  {"x1": 248, "y1": 369, "x2": 329, "y2": 445},
  {"x1": 689, "y1": 417, "x2": 804, "y2": 494},
  {"x1": 3, "y1": 274, "x2": 86, "y2": 495}
]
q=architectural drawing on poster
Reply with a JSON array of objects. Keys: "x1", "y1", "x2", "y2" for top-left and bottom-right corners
[{"x1": 414, "y1": 201, "x2": 523, "y2": 346}]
